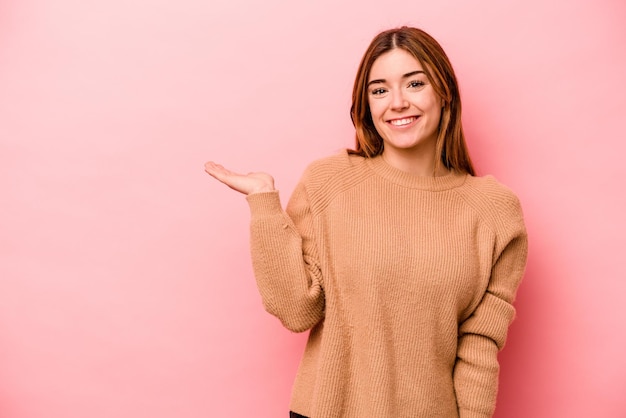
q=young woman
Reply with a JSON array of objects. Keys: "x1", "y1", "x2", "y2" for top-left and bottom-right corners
[{"x1": 205, "y1": 26, "x2": 528, "y2": 418}]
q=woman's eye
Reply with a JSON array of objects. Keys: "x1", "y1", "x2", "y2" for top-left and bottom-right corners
[
  {"x1": 408, "y1": 80, "x2": 425, "y2": 88},
  {"x1": 370, "y1": 88, "x2": 387, "y2": 96}
]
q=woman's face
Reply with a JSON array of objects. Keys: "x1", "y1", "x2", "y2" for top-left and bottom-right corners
[{"x1": 367, "y1": 48, "x2": 442, "y2": 159}]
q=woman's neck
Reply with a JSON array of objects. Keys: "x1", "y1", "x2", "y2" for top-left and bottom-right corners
[{"x1": 381, "y1": 148, "x2": 450, "y2": 177}]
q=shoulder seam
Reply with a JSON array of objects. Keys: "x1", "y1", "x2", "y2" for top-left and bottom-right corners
[
  {"x1": 452, "y1": 177, "x2": 522, "y2": 235},
  {"x1": 301, "y1": 153, "x2": 375, "y2": 215}
]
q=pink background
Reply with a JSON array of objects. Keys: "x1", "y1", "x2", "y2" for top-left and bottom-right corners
[{"x1": 1, "y1": 0, "x2": 625, "y2": 417}]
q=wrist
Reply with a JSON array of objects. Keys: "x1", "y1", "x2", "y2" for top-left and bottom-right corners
[{"x1": 248, "y1": 185, "x2": 275, "y2": 195}]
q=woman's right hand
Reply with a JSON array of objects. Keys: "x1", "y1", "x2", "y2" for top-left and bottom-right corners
[{"x1": 204, "y1": 161, "x2": 275, "y2": 195}]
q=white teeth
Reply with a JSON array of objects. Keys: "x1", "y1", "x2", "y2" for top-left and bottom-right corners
[{"x1": 390, "y1": 117, "x2": 416, "y2": 126}]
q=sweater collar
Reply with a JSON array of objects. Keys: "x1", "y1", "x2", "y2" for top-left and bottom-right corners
[{"x1": 365, "y1": 155, "x2": 468, "y2": 191}]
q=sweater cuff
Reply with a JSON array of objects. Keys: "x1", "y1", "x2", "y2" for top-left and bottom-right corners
[
  {"x1": 458, "y1": 408, "x2": 491, "y2": 418},
  {"x1": 245, "y1": 190, "x2": 282, "y2": 216}
]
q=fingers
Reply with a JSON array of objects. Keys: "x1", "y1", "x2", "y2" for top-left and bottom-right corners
[
  {"x1": 204, "y1": 163, "x2": 228, "y2": 187},
  {"x1": 204, "y1": 161, "x2": 226, "y2": 175},
  {"x1": 205, "y1": 161, "x2": 234, "y2": 180},
  {"x1": 204, "y1": 161, "x2": 249, "y2": 193},
  {"x1": 204, "y1": 161, "x2": 275, "y2": 195}
]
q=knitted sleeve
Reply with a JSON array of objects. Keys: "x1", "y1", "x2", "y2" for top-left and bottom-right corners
[
  {"x1": 245, "y1": 181, "x2": 324, "y2": 333},
  {"x1": 453, "y1": 192, "x2": 528, "y2": 417}
]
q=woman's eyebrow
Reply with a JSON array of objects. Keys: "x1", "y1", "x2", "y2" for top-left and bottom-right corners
[{"x1": 367, "y1": 70, "x2": 426, "y2": 87}]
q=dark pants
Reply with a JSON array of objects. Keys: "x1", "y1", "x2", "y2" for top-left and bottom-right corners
[{"x1": 289, "y1": 412, "x2": 308, "y2": 418}]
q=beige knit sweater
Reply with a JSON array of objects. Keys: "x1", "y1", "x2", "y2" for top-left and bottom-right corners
[{"x1": 246, "y1": 152, "x2": 528, "y2": 418}]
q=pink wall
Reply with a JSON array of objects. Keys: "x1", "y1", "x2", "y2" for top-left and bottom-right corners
[{"x1": 1, "y1": 0, "x2": 625, "y2": 417}]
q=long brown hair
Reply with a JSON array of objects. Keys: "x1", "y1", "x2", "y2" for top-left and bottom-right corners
[{"x1": 349, "y1": 26, "x2": 475, "y2": 176}]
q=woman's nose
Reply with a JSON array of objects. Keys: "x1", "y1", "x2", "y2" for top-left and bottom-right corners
[{"x1": 390, "y1": 89, "x2": 409, "y2": 110}]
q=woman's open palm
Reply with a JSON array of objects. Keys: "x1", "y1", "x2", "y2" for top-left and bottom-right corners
[{"x1": 204, "y1": 161, "x2": 275, "y2": 195}]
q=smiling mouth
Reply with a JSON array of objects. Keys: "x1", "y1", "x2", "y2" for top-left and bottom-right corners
[{"x1": 388, "y1": 116, "x2": 418, "y2": 126}]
